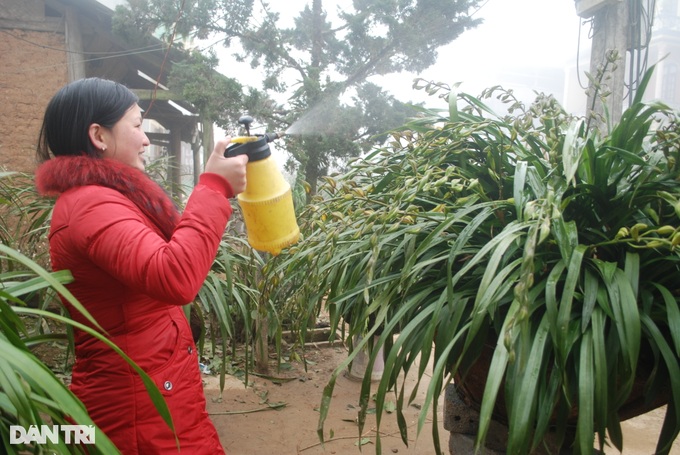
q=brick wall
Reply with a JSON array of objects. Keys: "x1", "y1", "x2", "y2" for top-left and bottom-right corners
[{"x1": 0, "y1": 24, "x2": 68, "y2": 173}]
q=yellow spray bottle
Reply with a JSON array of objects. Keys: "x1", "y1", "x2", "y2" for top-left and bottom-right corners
[{"x1": 225, "y1": 116, "x2": 300, "y2": 255}]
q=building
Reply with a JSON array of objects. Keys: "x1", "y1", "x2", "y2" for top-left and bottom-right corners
[{"x1": 0, "y1": 0, "x2": 206, "y2": 193}]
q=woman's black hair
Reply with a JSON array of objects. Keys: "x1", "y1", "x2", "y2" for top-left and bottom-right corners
[{"x1": 36, "y1": 78, "x2": 139, "y2": 162}]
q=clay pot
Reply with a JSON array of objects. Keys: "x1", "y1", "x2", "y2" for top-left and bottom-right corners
[{"x1": 453, "y1": 337, "x2": 672, "y2": 427}]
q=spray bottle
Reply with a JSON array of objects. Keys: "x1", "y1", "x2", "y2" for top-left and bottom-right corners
[{"x1": 224, "y1": 115, "x2": 300, "y2": 255}]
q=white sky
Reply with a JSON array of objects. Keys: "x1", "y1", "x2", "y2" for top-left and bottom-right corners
[{"x1": 380, "y1": 0, "x2": 589, "y2": 100}]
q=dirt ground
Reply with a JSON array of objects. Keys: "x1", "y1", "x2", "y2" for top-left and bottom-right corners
[
  {"x1": 205, "y1": 340, "x2": 448, "y2": 455},
  {"x1": 204, "y1": 341, "x2": 680, "y2": 455}
]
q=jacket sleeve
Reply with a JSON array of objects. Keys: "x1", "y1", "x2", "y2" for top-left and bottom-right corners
[{"x1": 67, "y1": 173, "x2": 234, "y2": 305}]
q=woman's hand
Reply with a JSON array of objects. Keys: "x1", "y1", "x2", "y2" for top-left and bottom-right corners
[{"x1": 206, "y1": 137, "x2": 248, "y2": 194}]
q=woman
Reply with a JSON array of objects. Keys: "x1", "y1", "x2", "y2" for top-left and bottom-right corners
[{"x1": 35, "y1": 77, "x2": 248, "y2": 454}]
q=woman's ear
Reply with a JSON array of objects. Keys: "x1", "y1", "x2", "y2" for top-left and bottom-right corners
[{"x1": 88, "y1": 123, "x2": 108, "y2": 152}]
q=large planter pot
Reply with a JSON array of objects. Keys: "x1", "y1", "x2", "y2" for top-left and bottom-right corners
[{"x1": 453, "y1": 338, "x2": 672, "y2": 429}]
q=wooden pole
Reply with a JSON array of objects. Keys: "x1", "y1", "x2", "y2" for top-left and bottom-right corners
[
  {"x1": 64, "y1": 7, "x2": 85, "y2": 81},
  {"x1": 169, "y1": 125, "x2": 182, "y2": 198}
]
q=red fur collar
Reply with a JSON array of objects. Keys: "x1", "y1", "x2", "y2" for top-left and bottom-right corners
[{"x1": 35, "y1": 156, "x2": 180, "y2": 240}]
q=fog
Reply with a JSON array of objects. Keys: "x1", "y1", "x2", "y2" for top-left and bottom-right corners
[{"x1": 97, "y1": 0, "x2": 592, "y2": 112}]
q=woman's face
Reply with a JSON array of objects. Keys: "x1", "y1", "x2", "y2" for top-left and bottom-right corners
[{"x1": 101, "y1": 104, "x2": 150, "y2": 171}]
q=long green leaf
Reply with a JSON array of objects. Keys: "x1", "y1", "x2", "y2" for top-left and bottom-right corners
[
  {"x1": 474, "y1": 301, "x2": 518, "y2": 452},
  {"x1": 641, "y1": 314, "x2": 680, "y2": 454},
  {"x1": 507, "y1": 314, "x2": 551, "y2": 455},
  {"x1": 0, "y1": 244, "x2": 104, "y2": 334},
  {"x1": 0, "y1": 339, "x2": 120, "y2": 454},
  {"x1": 576, "y1": 328, "x2": 595, "y2": 455},
  {"x1": 653, "y1": 283, "x2": 680, "y2": 355},
  {"x1": 13, "y1": 308, "x2": 175, "y2": 440}
]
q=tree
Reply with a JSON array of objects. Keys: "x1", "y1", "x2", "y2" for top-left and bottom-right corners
[
  {"x1": 115, "y1": 0, "x2": 483, "y2": 197},
  {"x1": 165, "y1": 50, "x2": 278, "y2": 182}
]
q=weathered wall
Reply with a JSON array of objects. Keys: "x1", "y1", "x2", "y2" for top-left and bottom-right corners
[{"x1": 0, "y1": 0, "x2": 68, "y2": 173}]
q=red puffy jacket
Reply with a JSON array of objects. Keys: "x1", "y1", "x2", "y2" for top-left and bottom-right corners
[{"x1": 36, "y1": 157, "x2": 231, "y2": 454}]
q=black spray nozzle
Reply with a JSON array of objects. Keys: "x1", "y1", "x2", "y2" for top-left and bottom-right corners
[{"x1": 264, "y1": 132, "x2": 285, "y2": 142}]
